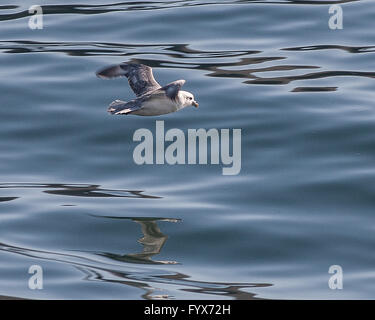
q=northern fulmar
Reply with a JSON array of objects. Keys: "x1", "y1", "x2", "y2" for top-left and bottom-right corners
[{"x1": 96, "y1": 63, "x2": 198, "y2": 116}]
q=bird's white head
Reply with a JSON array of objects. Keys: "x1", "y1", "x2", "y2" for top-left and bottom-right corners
[{"x1": 179, "y1": 90, "x2": 199, "y2": 108}]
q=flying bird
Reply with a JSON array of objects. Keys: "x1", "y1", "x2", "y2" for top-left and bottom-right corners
[{"x1": 96, "y1": 63, "x2": 198, "y2": 116}]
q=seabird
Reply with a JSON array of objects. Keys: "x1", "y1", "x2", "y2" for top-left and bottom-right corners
[{"x1": 96, "y1": 63, "x2": 198, "y2": 116}]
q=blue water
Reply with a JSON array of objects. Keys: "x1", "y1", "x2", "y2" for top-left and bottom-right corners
[{"x1": 0, "y1": 0, "x2": 374, "y2": 299}]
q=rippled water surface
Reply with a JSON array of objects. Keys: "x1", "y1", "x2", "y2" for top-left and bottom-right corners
[{"x1": 0, "y1": 0, "x2": 374, "y2": 299}]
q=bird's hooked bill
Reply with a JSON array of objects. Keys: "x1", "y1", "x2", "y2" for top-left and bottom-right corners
[{"x1": 192, "y1": 101, "x2": 199, "y2": 108}]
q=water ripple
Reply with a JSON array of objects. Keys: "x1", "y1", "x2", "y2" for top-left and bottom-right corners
[
  {"x1": 1, "y1": 40, "x2": 373, "y2": 92},
  {"x1": 283, "y1": 44, "x2": 375, "y2": 54},
  {"x1": 0, "y1": 183, "x2": 161, "y2": 200},
  {"x1": 0, "y1": 0, "x2": 362, "y2": 22},
  {"x1": 0, "y1": 241, "x2": 271, "y2": 299}
]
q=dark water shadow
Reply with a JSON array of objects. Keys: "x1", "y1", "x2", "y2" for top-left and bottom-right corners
[
  {"x1": 0, "y1": 40, "x2": 261, "y2": 58},
  {"x1": 0, "y1": 295, "x2": 27, "y2": 300},
  {"x1": 0, "y1": 197, "x2": 19, "y2": 202},
  {"x1": 283, "y1": 44, "x2": 375, "y2": 54},
  {"x1": 291, "y1": 86, "x2": 337, "y2": 92},
  {"x1": 244, "y1": 70, "x2": 375, "y2": 85},
  {"x1": 0, "y1": 183, "x2": 161, "y2": 202}
]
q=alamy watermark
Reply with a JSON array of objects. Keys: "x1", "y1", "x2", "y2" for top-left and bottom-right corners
[
  {"x1": 133, "y1": 121, "x2": 242, "y2": 175},
  {"x1": 328, "y1": 265, "x2": 343, "y2": 290},
  {"x1": 328, "y1": 4, "x2": 343, "y2": 30},
  {"x1": 28, "y1": 5, "x2": 43, "y2": 30},
  {"x1": 28, "y1": 265, "x2": 43, "y2": 290}
]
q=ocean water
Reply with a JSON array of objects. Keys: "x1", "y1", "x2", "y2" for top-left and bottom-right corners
[{"x1": 0, "y1": 0, "x2": 374, "y2": 299}]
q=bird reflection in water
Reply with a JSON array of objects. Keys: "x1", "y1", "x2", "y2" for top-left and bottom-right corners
[
  {"x1": 0, "y1": 184, "x2": 272, "y2": 299},
  {"x1": 0, "y1": 216, "x2": 272, "y2": 299},
  {"x1": 84, "y1": 216, "x2": 272, "y2": 299},
  {"x1": 95, "y1": 217, "x2": 179, "y2": 265}
]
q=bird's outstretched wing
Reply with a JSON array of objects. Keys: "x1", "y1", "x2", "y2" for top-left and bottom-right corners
[
  {"x1": 160, "y1": 80, "x2": 186, "y2": 100},
  {"x1": 96, "y1": 63, "x2": 161, "y2": 97}
]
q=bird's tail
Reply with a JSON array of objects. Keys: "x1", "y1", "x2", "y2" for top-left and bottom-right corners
[{"x1": 107, "y1": 99, "x2": 142, "y2": 115}]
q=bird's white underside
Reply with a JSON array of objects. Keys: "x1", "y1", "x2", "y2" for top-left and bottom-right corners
[{"x1": 131, "y1": 95, "x2": 183, "y2": 116}]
